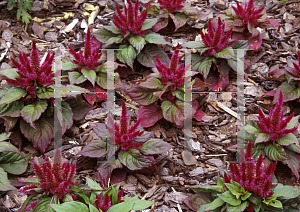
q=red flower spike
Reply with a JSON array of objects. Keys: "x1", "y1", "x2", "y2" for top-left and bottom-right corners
[
  {"x1": 158, "y1": 0, "x2": 185, "y2": 13},
  {"x1": 223, "y1": 141, "x2": 277, "y2": 199},
  {"x1": 113, "y1": 0, "x2": 148, "y2": 39},
  {"x1": 115, "y1": 101, "x2": 144, "y2": 150},
  {"x1": 68, "y1": 28, "x2": 102, "y2": 72},
  {"x1": 17, "y1": 149, "x2": 78, "y2": 200},
  {"x1": 257, "y1": 90, "x2": 297, "y2": 142},
  {"x1": 154, "y1": 45, "x2": 185, "y2": 100},
  {"x1": 201, "y1": 17, "x2": 236, "y2": 56},
  {"x1": 4, "y1": 41, "x2": 55, "y2": 101}
]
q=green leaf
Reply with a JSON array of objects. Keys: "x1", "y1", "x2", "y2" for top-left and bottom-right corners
[
  {"x1": 0, "y1": 133, "x2": 11, "y2": 142},
  {"x1": 273, "y1": 183, "x2": 300, "y2": 199},
  {"x1": 68, "y1": 71, "x2": 87, "y2": 84},
  {"x1": 269, "y1": 199, "x2": 283, "y2": 208},
  {"x1": 144, "y1": 32, "x2": 169, "y2": 45},
  {"x1": 20, "y1": 117, "x2": 54, "y2": 153},
  {"x1": 161, "y1": 100, "x2": 185, "y2": 127},
  {"x1": 96, "y1": 72, "x2": 108, "y2": 89},
  {"x1": 286, "y1": 115, "x2": 299, "y2": 129},
  {"x1": 218, "y1": 191, "x2": 242, "y2": 206},
  {"x1": 0, "y1": 68, "x2": 20, "y2": 79},
  {"x1": 118, "y1": 149, "x2": 153, "y2": 171},
  {"x1": 62, "y1": 61, "x2": 74, "y2": 71},
  {"x1": 78, "y1": 139, "x2": 107, "y2": 158},
  {"x1": 103, "y1": 36, "x2": 124, "y2": 48},
  {"x1": 265, "y1": 144, "x2": 288, "y2": 161},
  {"x1": 33, "y1": 197, "x2": 54, "y2": 212},
  {"x1": 107, "y1": 195, "x2": 138, "y2": 212},
  {"x1": 139, "y1": 77, "x2": 164, "y2": 90},
  {"x1": 86, "y1": 177, "x2": 103, "y2": 194},
  {"x1": 231, "y1": 40, "x2": 249, "y2": 49},
  {"x1": 57, "y1": 101, "x2": 73, "y2": 135},
  {"x1": 241, "y1": 192, "x2": 252, "y2": 201},
  {"x1": 93, "y1": 27, "x2": 118, "y2": 42},
  {"x1": 193, "y1": 58, "x2": 213, "y2": 79},
  {"x1": 0, "y1": 167, "x2": 16, "y2": 191},
  {"x1": 0, "y1": 100, "x2": 24, "y2": 117},
  {"x1": 169, "y1": 12, "x2": 187, "y2": 31},
  {"x1": 103, "y1": 25, "x2": 122, "y2": 34},
  {"x1": 138, "y1": 138, "x2": 173, "y2": 155},
  {"x1": 141, "y1": 18, "x2": 158, "y2": 30},
  {"x1": 82, "y1": 68, "x2": 97, "y2": 87},
  {"x1": 2, "y1": 116, "x2": 18, "y2": 131},
  {"x1": 245, "y1": 125, "x2": 261, "y2": 135},
  {"x1": 183, "y1": 41, "x2": 205, "y2": 49},
  {"x1": 20, "y1": 8, "x2": 32, "y2": 24},
  {"x1": 116, "y1": 45, "x2": 137, "y2": 68},
  {"x1": 89, "y1": 203, "x2": 99, "y2": 212},
  {"x1": 36, "y1": 86, "x2": 54, "y2": 99},
  {"x1": 277, "y1": 81, "x2": 300, "y2": 102},
  {"x1": 125, "y1": 85, "x2": 159, "y2": 106},
  {"x1": 255, "y1": 133, "x2": 271, "y2": 144},
  {"x1": 0, "y1": 142, "x2": 30, "y2": 174},
  {"x1": 277, "y1": 133, "x2": 299, "y2": 147},
  {"x1": 226, "y1": 201, "x2": 249, "y2": 212},
  {"x1": 50, "y1": 201, "x2": 89, "y2": 212},
  {"x1": 0, "y1": 87, "x2": 26, "y2": 105},
  {"x1": 21, "y1": 100, "x2": 48, "y2": 129},
  {"x1": 225, "y1": 183, "x2": 243, "y2": 199},
  {"x1": 129, "y1": 35, "x2": 146, "y2": 53},
  {"x1": 130, "y1": 199, "x2": 154, "y2": 210},
  {"x1": 205, "y1": 197, "x2": 225, "y2": 210},
  {"x1": 214, "y1": 47, "x2": 236, "y2": 59}
]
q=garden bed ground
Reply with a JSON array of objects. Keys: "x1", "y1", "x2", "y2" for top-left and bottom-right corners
[{"x1": 0, "y1": 0, "x2": 300, "y2": 211}]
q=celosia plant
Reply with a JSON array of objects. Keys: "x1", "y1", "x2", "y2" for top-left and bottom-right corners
[
  {"x1": 146, "y1": 0, "x2": 200, "y2": 32},
  {"x1": 227, "y1": 90, "x2": 300, "y2": 180},
  {"x1": 17, "y1": 149, "x2": 83, "y2": 211},
  {"x1": 125, "y1": 44, "x2": 208, "y2": 128},
  {"x1": 78, "y1": 101, "x2": 173, "y2": 187},
  {"x1": 183, "y1": 18, "x2": 247, "y2": 91},
  {"x1": 93, "y1": 0, "x2": 170, "y2": 71},
  {"x1": 184, "y1": 141, "x2": 300, "y2": 212},
  {"x1": 219, "y1": 0, "x2": 280, "y2": 51},
  {"x1": 264, "y1": 51, "x2": 300, "y2": 103},
  {"x1": 67, "y1": 27, "x2": 122, "y2": 105},
  {"x1": 0, "y1": 41, "x2": 94, "y2": 153}
]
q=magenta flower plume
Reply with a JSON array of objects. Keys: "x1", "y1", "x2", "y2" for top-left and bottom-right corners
[
  {"x1": 224, "y1": 141, "x2": 277, "y2": 199},
  {"x1": 158, "y1": 0, "x2": 185, "y2": 13},
  {"x1": 114, "y1": 101, "x2": 144, "y2": 151},
  {"x1": 232, "y1": 0, "x2": 264, "y2": 27},
  {"x1": 113, "y1": 0, "x2": 148, "y2": 39},
  {"x1": 257, "y1": 90, "x2": 297, "y2": 142},
  {"x1": 155, "y1": 44, "x2": 184, "y2": 101},
  {"x1": 17, "y1": 149, "x2": 78, "y2": 200},
  {"x1": 5, "y1": 41, "x2": 55, "y2": 99},
  {"x1": 200, "y1": 17, "x2": 236, "y2": 56},
  {"x1": 68, "y1": 27, "x2": 102, "y2": 72},
  {"x1": 94, "y1": 190, "x2": 124, "y2": 212}
]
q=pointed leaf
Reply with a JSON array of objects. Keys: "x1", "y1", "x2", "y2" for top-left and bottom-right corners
[
  {"x1": 50, "y1": 201, "x2": 89, "y2": 212},
  {"x1": 129, "y1": 35, "x2": 146, "y2": 53},
  {"x1": 93, "y1": 27, "x2": 118, "y2": 42},
  {"x1": 141, "y1": 18, "x2": 158, "y2": 31},
  {"x1": 0, "y1": 87, "x2": 26, "y2": 105},
  {"x1": 183, "y1": 41, "x2": 205, "y2": 49},
  {"x1": 193, "y1": 58, "x2": 213, "y2": 79},
  {"x1": 255, "y1": 133, "x2": 271, "y2": 144},
  {"x1": 205, "y1": 197, "x2": 225, "y2": 210},
  {"x1": 277, "y1": 134, "x2": 299, "y2": 147},
  {"x1": 20, "y1": 117, "x2": 54, "y2": 153},
  {"x1": 286, "y1": 115, "x2": 299, "y2": 129},
  {"x1": 217, "y1": 191, "x2": 241, "y2": 206},
  {"x1": 161, "y1": 100, "x2": 185, "y2": 127},
  {"x1": 81, "y1": 68, "x2": 96, "y2": 87},
  {"x1": 169, "y1": 12, "x2": 187, "y2": 31},
  {"x1": 21, "y1": 100, "x2": 48, "y2": 129},
  {"x1": 0, "y1": 100, "x2": 24, "y2": 117},
  {"x1": 68, "y1": 71, "x2": 87, "y2": 84},
  {"x1": 78, "y1": 139, "x2": 107, "y2": 158},
  {"x1": 245, "y1": 125, "x2": 261, "y2": 135},
  {"x1": 117, "y1": 45, "x2": 136, "y2": 69},
  {"x1": 226, "y1": 201, "x2": 249, "y2": 212},
  {"x1": 139, "y1": 138, "x2": 173, "y2": 155},
  {"x1": 214, "y1": 47, "x2": 236, "y2": 59},
  {"x1": 130, "y1": 199, "x2": 155, "y2": 210},
  {"x1": 118, "y1": 149, "x2": 153, "y2": 171},
  {"x1": 144, "y1": 32, "x2": 169, "y2": 45},
  {"x1": 265, "y1": 144, "x2": 288, "y2": 161},
  {"x1": 125, "y1": 85, "x2": 159, "y2": 106},
  {"x1": 0, "y1": 167, "x2": 16, "y2": 191}
]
